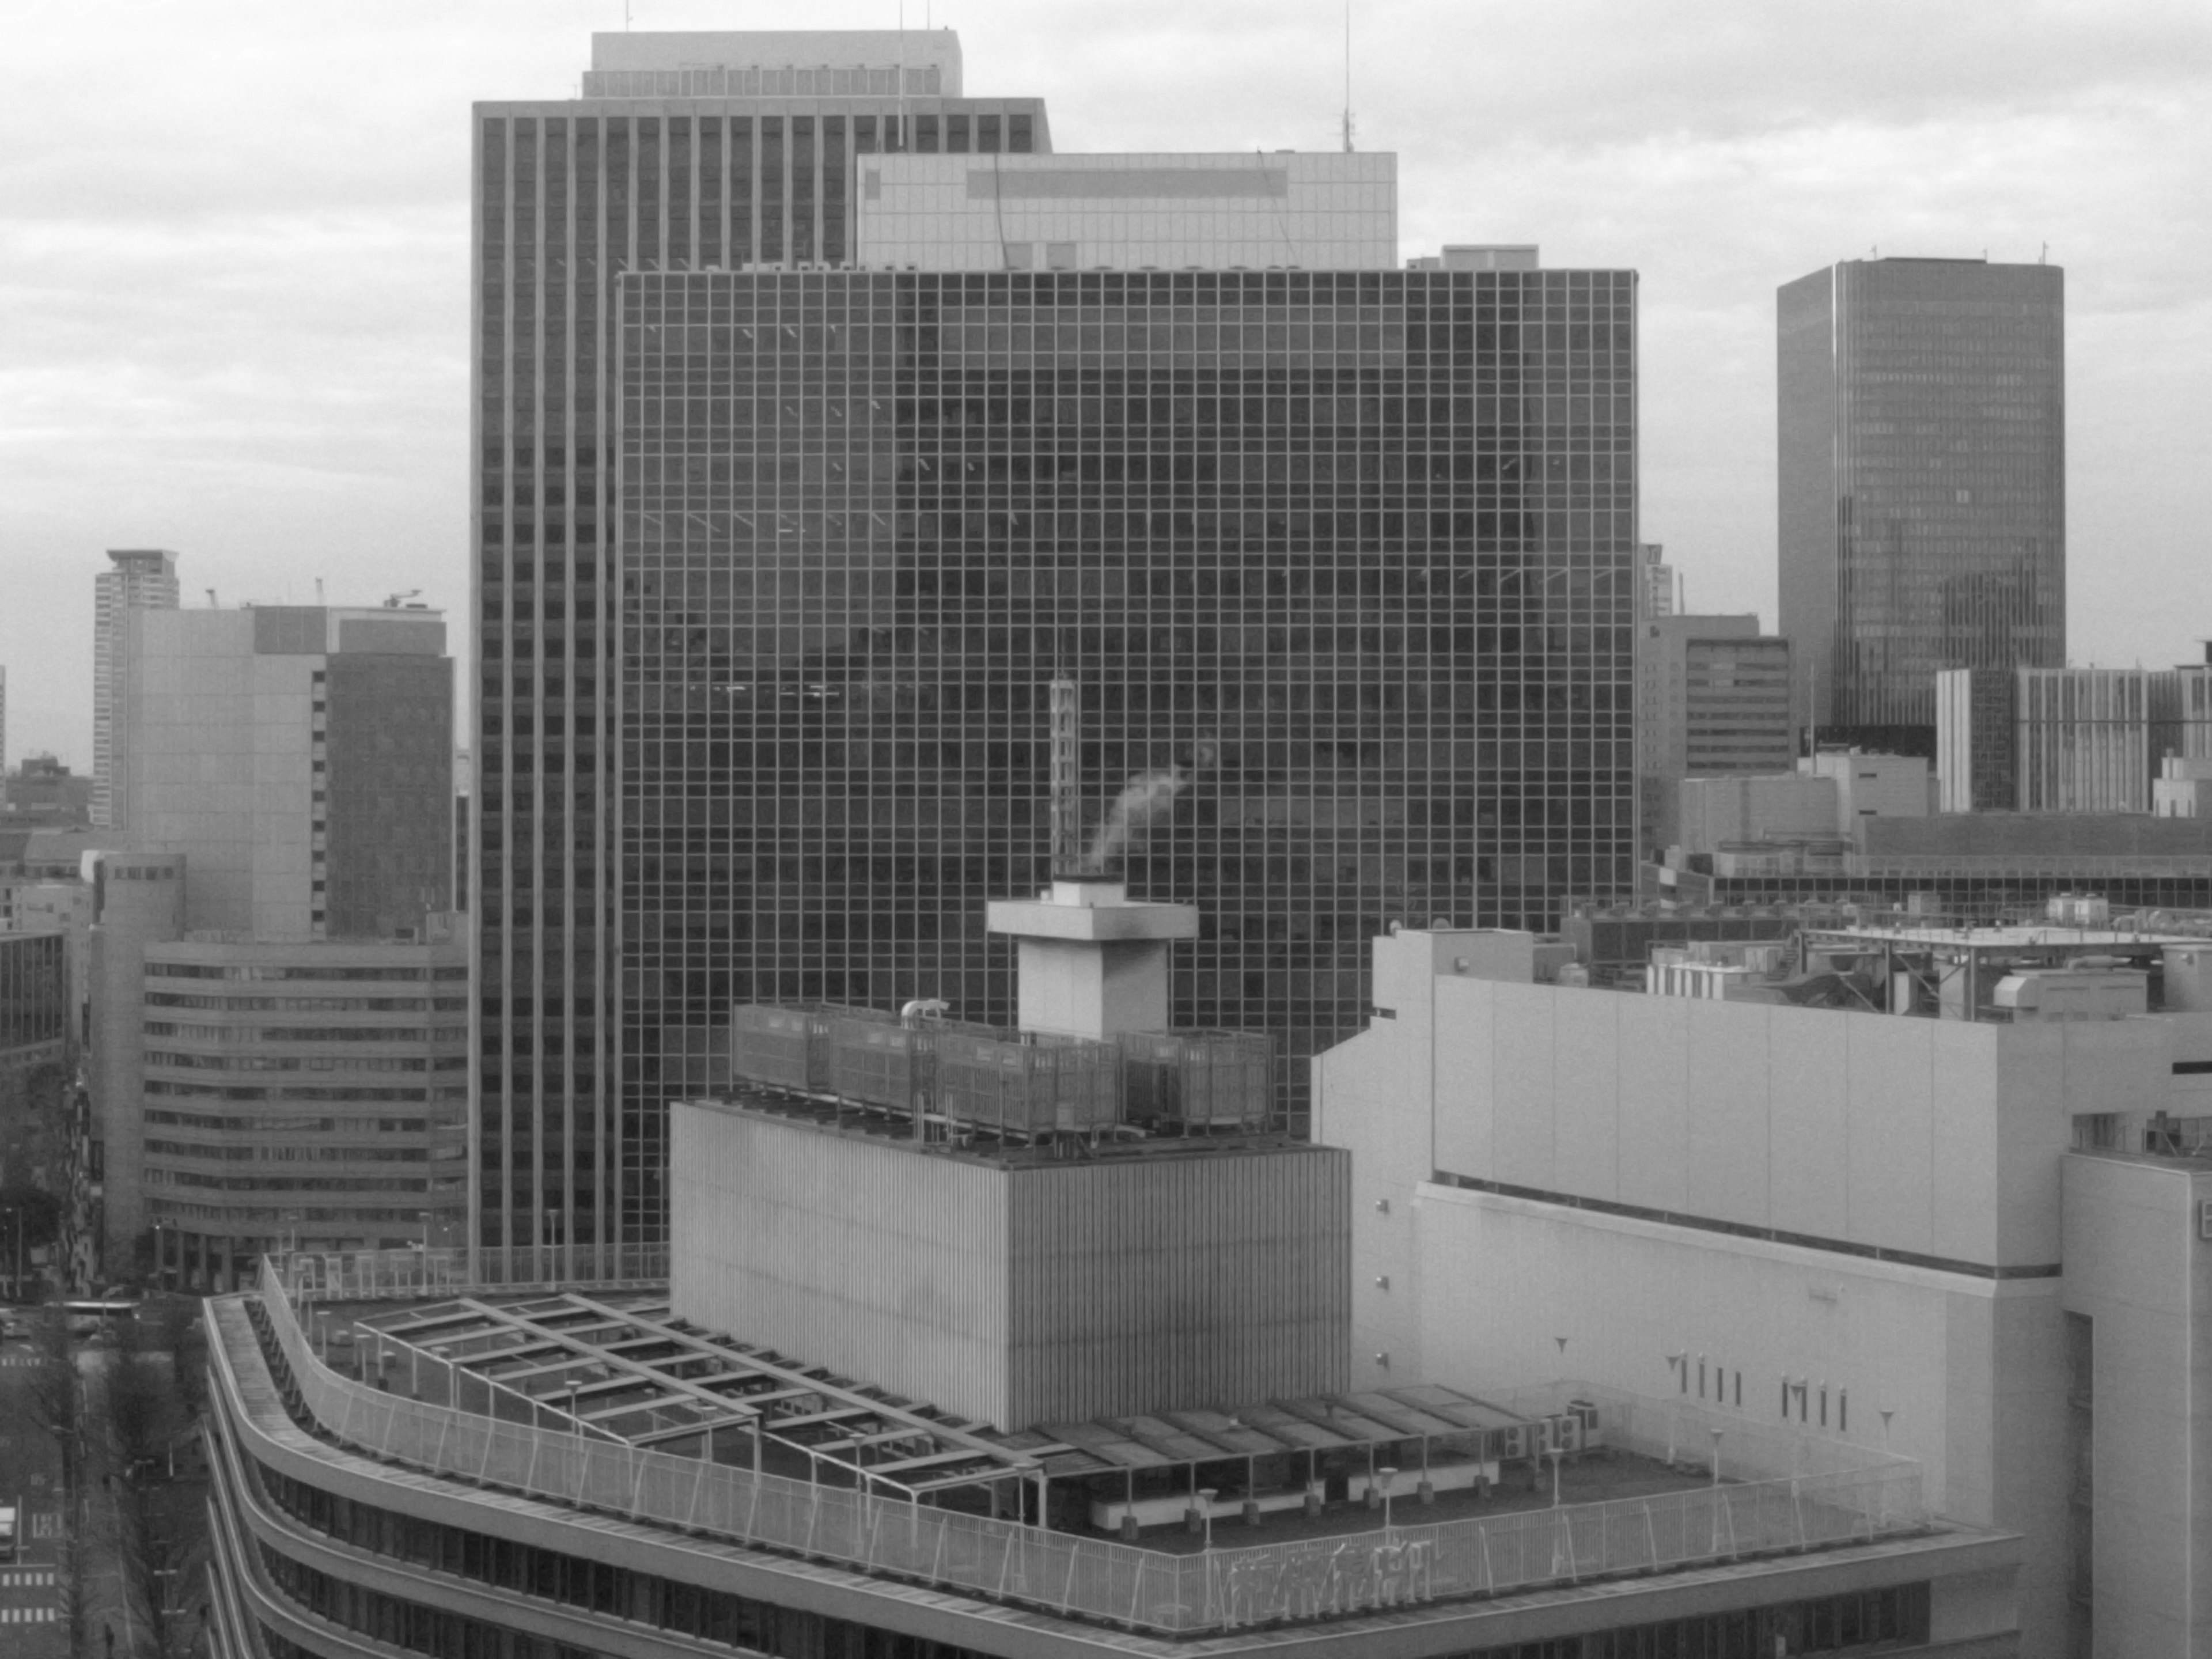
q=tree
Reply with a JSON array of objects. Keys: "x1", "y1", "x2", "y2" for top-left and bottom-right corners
[
  {"x1": 110, "y1": 1468, "x2": 200, "y2": 1659},
  {"x1": 22, "y1": 1306, "x2": 82, "y2": 1497},
  {"x1": 152, "y1": 1296, "x2": 207, "y2": 1423}
]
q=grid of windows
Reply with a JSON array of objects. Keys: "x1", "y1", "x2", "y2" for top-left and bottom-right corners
[
  {"x1": 474, "y1": 92, "x2": 1051, "y2": 1267},
  {"x1": 613, "y1": 264, "x2": 1636, "y2": 1233},
  {"x1": 1779, "y1": 259, "x2": 2064, "y2": 734}
]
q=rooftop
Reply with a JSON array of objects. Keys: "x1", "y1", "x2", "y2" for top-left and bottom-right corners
[{"x1": 253, "y1": 1266, "x2": 1931, "y2": 1633}]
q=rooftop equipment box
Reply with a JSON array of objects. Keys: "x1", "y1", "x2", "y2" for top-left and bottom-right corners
[{"x1": 671, "y1": 1101, "x2": 1350, "y2": 1431}]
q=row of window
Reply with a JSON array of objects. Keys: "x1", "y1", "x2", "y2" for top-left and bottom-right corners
[
  {"x1": 147, "y1": 1109, "x2": 437, "y2": 1134},
  {"x1": 147, "y1": 993, "x2": 467, "y2": 1012},
  {"x1": 147, "y1": 1053, "x2": 464, "y2": 1073},
  {"x1": 146, "y1": 1139, "x2": 436, "y2": 1164},
  {"x1": 146, "y1": 1081, "x2": 457, "y2": 1104},
  {"x1": 149, "y1": 963, "x2": 465, "y2": 982},
  {"x1": 143, "y1": 1023, "x2": 466, "y2": 1044}
]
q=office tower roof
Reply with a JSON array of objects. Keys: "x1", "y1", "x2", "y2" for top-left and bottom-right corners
[
  {"x1": 1778, "y1": 257, "x2": 2065, "y2": 741},
  {"x1": 591, "y1": 28, "x2": 963, "y2": 89},
  {"x1": 858, "y1": 151, "x2": 1399, "y2": 271}
]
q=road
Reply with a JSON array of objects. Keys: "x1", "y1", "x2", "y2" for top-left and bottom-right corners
[{"x1": 0, "y1": 1318, "x2": 66, "y2": 1653}]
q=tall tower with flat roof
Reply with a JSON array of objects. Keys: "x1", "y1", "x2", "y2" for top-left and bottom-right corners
[
  {"x1": 1778, "y1": 257, "x2": 2064, "y2": 752},
  {"x1": 471, "y1": 31, "x2": 1054, "y2": 1276},
  {"x1": 92, "y1": 548, "x2": 180, "y2": 831}
]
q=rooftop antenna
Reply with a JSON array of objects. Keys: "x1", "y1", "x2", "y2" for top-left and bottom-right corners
[
  {"x1": 1048, "y1": 678, "x2": 1084, "y2": 876},
  {"x1": 204, "y1": 588, "x2": 218, "y2": 608},
  {"x1": 1341, "y1": 1, "x2": 1354, "y2": 153}
]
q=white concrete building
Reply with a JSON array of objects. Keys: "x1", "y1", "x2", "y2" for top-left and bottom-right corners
[
  {"x1": 1315, "y1": 919, "x2": 2212, "y2": 1659},
  {"x1": 855, "y1": 151, "x2": 1397, "y2": 273}
]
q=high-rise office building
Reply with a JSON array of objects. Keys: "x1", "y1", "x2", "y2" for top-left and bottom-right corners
[
  {"x1": 1778, "y1": 257, "x2": 2064, "y2": 751},
  {"x1": 472, "y1": 30, "x2": 1052, "y2": 1271},
  {"x1": 92, "y1": 547, "x2": 181, "y2": 830},
  {"x1": 608, "y1": 157, "x2": 1637, "y2": 1248}
]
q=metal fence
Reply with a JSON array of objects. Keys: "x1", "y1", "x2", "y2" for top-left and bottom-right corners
[
  {"x1": 252, "y1": 1260, "x2": 1926, "y2": 1634},
  {"x1": 271, "y1": 1244, "x2": 671, "y2": 1302}
]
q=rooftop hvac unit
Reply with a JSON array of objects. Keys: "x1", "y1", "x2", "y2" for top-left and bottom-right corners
[
  {"x1": 1115, "y1": 1029, "x2": 1273, "y2": 1128},
  {"x1": 1993, "y1": 969, "x2": 2149, "y2": 1021}
]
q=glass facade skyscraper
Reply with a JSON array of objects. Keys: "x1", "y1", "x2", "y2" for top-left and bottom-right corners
[
  {"x1": 472, "y1": 35, "x2": 1050, "y2": 1268},
  {"x1": 617, "y1": 263, "x2": 1639, "y2": 1208},
  {"x1": 1778, "y1": 257, "x2": 2065, "y2": 745}
]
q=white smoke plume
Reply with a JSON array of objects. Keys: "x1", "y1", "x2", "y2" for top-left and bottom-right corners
[{"x1": 1086, "y1": 769, "x2": 1187, "y2": 869}]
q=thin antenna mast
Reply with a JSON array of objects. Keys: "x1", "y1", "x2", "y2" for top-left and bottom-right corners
[{"x1": 1341, "y1": 1, "x2": 1354, "y2": 153}]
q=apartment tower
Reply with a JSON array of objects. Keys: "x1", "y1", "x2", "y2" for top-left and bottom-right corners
[
  {"x1": 92, "y1": 547, "x2": 181, "y2": 830},
  {"x1": 1778, "y1": 257, "x2": 2064, "y2": 753}
]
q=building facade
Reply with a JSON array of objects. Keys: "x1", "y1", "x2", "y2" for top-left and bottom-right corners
[
  {"x1": 127, "y1": 604, "x2": 453, "y2": 942},
  {"x1": 1316, "y1": 919, "x2": 2212, "y2": 1658},
  {"x1": 1635, "y1": 614, "x2": 1792, "y2": 853},
  {"x1": 92, "y1": 547, "x2": 180, "y2": 831},
  {"x1": 138, "y1": 930, "x2": 468, "y2": 1290},
  {"x1": 1778, "y1": 259, "x2": 2065, "y2": 746},
  {"x1": 0, "y1": 928, "x2": 66, "y2": 1075},
  {"x1": 472, "y1": 28, "x2": 1053, "y2": 1272},
  {"x1": 609, "y1": 251, "x2": 1638, "y2": 1248}
]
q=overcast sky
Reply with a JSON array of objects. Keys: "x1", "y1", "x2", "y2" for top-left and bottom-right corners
[{"x1": 3, "y1": 0, "x2": 2207, "y2": 766}]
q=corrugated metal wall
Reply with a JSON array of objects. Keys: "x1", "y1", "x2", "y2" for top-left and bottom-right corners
[
  {"x1": 1005, "y1": 1149, "x2": 1350, "y2": 1426},
  {"x1": 672, "y1": 1103, "x2": 1350, "y2": 1429}
]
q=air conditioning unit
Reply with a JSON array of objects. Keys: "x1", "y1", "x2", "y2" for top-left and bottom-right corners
[
  {"x1": 1567, "y1": 1399, "x2": 1603, "y2": 1448},
  {"x1": 1528, "y1": 1418, "x2": 1555, "y2": 1456},
  {"x1": 1550, "y1": 1413, "x2": 1582, "y2": 1454},
  {"x1": 1494, "y1": 1423, "x2": 1528, "y2": 1462}
]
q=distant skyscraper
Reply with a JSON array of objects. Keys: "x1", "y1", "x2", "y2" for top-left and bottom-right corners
[
  {"x1": 92, "y1": 548, "x2": 180, "y2": 831},
  {"x1": 472, "y1": 31, "x2": 1052, "y2": 1271},
  {"x1": 1778, "y1": 258, "x2": 2064, "y2": 750},
  {"x1": 612, "y1": 151, "x2": 1638, "y2": 1245}
]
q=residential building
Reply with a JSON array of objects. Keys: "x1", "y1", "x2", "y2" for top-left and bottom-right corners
[
  {"x1": 1635, "y1": 614, "x2": 1793, "y2": 853},
  {"x1": 472, "y1": 27, "x2": 1054, "y2": 1276},
  {"x1": 92, "y1": 547, "x2": 180, "y2": 830},
  {"x1": 1778, "y1": 259, "x2": 2064, "y2": 752},
  {"x1": 1315, "y1": 914, "x2": 2212, "y2": 1657}
]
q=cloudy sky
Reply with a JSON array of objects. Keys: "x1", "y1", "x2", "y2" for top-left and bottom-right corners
[{"x1": 3, "y1": 0, "x2": 2207, "y2": 766}]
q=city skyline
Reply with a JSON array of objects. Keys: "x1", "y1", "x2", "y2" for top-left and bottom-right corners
[{"x1": 5, "y1": 0, "x2": 2210, "y2": 764}]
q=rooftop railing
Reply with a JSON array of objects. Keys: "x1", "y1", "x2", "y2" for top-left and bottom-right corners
[{"x1": 249, "y1": 1259, "x2": 1926, "y2": 1635}]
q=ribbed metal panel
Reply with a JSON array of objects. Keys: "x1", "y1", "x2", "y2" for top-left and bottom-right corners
[
  {"x1": 1005, "y1": 1149, "x2": 1350, "y2": 1427},
  {"x1": 672, "y1": 1103, "x2": 1349, "y2": 1430}
]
